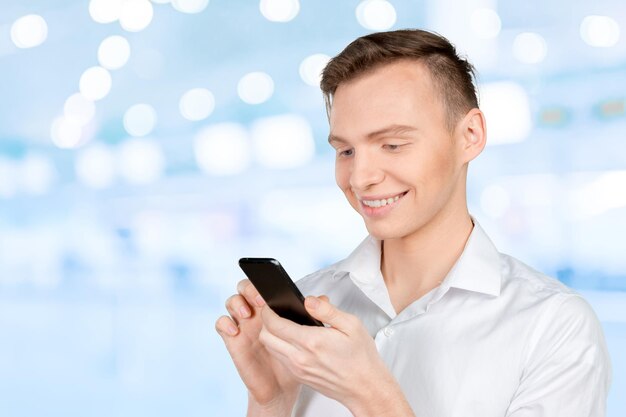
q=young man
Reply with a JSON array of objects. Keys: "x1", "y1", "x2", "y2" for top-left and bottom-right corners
[{"x1": 215, "y1": 30, "x2": 611, "y2": 417}]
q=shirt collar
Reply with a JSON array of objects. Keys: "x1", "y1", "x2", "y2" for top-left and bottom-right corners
[
  {"x1": 330, "y1": 218, "x2": 502, "y2": 297},
  {"x1": 442, "y1": 219, "x2": 502, "y2": 297},
  {"x1": 332, "y1": 235, "x2": 382, "y2": 285}
]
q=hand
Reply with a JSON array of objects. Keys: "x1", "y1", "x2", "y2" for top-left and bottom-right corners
[
  {"x1": 258, "y1": 296, "x2": 415, "y2": 417},
  {"x1": 215, "y1": 279, "x2": 300, "y2": 415}
]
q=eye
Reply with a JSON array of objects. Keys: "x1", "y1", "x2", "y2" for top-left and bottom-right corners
[
  {"x1": 338, "y1": 148, "x2": 354, "y2": 157},
  {"x1": 383, "y1": 144, "x2": 402, "y2": 151}
]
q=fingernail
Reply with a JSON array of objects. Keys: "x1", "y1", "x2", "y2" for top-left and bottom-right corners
[
  {"x1": 306, "y1": 297, "x2": 319, "y2": 310},
  {"x1": 239, "y1": 305, "x2": 250, "y2": 318},
  {"x1": 227, "y1": 324, "x2": 238, "y2": 336},
  {"x1": 255, "y1": 295, "x2": 265, "y2": 307}
]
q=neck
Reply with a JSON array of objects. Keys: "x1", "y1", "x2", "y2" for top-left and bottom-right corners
[{"x1": 380, "y1": 206, "x2": 474, "y2": 312}]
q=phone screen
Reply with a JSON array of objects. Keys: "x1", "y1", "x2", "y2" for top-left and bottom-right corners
[{"x1": 238, "y1": 258, "x2": 323, "y2": 326}]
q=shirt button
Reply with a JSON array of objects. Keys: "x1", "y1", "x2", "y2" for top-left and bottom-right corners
[{"x1": 383, "y1": 326, "x2": 394, "y2": 337}]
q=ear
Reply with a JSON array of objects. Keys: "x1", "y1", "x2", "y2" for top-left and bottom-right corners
[{"x1": 456, "y1": 108, "x2": 487, "y2": 163}]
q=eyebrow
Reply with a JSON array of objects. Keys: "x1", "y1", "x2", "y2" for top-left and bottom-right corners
[{"x1": 328, "y1": 124, "x2": 418, "y2": 144}]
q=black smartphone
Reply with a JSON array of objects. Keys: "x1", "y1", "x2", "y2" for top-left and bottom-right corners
[{"x1": 238, "y1": 258, "x2": 323, "y2": 327}]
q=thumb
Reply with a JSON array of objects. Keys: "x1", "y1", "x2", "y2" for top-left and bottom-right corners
[{"x1": 305, "y1": 296, "x2": 355, "y2": 333}]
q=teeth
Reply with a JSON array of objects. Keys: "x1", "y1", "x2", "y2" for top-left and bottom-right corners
[{"x1": 362, "y1": 194, "x2": 403, "y2": 208}]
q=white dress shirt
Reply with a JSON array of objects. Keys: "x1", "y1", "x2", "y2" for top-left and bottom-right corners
[{"x1": 293, "y1": 220, "x2": 611, "y2": 417}]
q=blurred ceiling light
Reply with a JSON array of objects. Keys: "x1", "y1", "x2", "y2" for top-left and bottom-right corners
[
  {"x1": 539, "y1": 107, "x2": 570, "y2": 127},
  {"x1": 179, "y1": 88, "x2": 215, "y2": 121},
  {"x1": 19, "y1": 154, "x2": 56, "y2": 195},
  {"x1": 237, "y1": 72, "x2": 274, "y2": 104},
  {"x1": 299, "y1": 53, "x2": 330, "y2": 87},
  {"x1": 89, "y1": 0, "x2": 124, "y2": 24},
  {"x1": 98, "y1": 35, "x2": 131, "y2": 70},
  {"x1": 513, "y1": 32, "x2": 548, "y2": 64},
  {"x1": 151, "y1": 0, "x2": 171, "y2": 3},
  {"x1": 194, "y1": 123, "x2": 250, "y2": 176},
  {"x1": 75, "y1": 144, "x2": 116, "y2": 188},
  {"x1": 251, "y1": 114, "x2": 315, "y2": 169},
  {"x1": 260, "y1": 0, "x2": 300, "y2": 22},
  {"x1": 470, "y1": 8, "x2": 501, "y2": 39},
  {"x1": 10, "y1": 14, "x2": 48, "y2": 49},
  {"x1": 118, "y1": 138, "x2": 165, "y2": 184},
  {"x1": 480, "y1": 184, "x2": 511, "y2": 219},
  {"x1": 573, "y1": 171, "x2": 626, "y2": 218},
  {"x1": 64, "y1": 93, "x2": 96, "y2": 126},
  {"x1": 123, "y1": 103, "x2": 157, "y2": 137},
  {"x1": 480, "y1": 82, "x2": 531, "y2": 145},
  {"x1": 580, "y1": 15, "x2": 620, "y2": 48},
  {"x1": 172, "y1": 0, "x2": 209, "y2": 14},
  {"x1": 119, "y1": 0, "x2": 154, "y2": 32},
  {"x1": 51, "y1": 116, "x2": 84, "y2": 149},
  {"x1": 597, "y1": 98, "x2": 625, "y2": 119},
  {"x1": 79, "y1": 66, "x2": 112, "y2": 101},
  {"x1": 0, "y1": 158, "x2": 18, "y2": 199},
  {"x1": 356, "y1": 0, "x2": 397, "y2": 31}
]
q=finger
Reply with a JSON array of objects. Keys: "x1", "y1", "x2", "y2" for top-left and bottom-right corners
[
  {"x1": 237, "y1": 279, "x2": 265, "y2": 308},
  {"x1": 305, "y1": 296, "x2": 355, "y2": 334},
  {"x1": 260, "y1": 305, "x2": 307, "y2": 345},
  {"x1": 225, "y1": 294, "x2": 253, "y2": 322},
  {"x1": 215, "y1": 315, "x2": 239, "y2": 338},
  {"x1": 259, "y1": 323, "x2": 300, "y2": 357},
  {"x1": 319, "y1": 295, "x2": 329, "y2": 303}
]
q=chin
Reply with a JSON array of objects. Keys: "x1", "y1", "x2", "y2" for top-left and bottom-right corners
[{"x1": 363, "y1": 221, "x2": 408, "y2": 241}]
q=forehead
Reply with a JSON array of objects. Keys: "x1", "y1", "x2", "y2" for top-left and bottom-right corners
[{"x1": 328, "y1": 60, "x2": 444, "y2": 137}]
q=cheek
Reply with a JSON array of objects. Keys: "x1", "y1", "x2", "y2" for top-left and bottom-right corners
[
  {"x1": 335, "y1": 163, "x2": 351, "y2": 191},
  {"x1": 335, "y1": 164, "x2": 360, "y2": 211}
]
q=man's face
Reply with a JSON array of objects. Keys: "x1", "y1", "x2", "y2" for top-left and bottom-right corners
[{"x1": 329, "y1": 60, "x2": 468, "y2": 241}]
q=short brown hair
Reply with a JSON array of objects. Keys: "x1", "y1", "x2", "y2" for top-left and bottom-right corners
[{"x1": 320, "y1": 29, "x2": 479, "y2": 132}]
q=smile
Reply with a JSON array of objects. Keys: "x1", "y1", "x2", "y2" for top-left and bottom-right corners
[{"x1": 360, "y1": 191, "x2": 408, "y2": 208}]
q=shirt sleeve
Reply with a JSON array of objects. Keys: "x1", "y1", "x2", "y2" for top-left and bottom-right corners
[{"x1": 505, "y1": 294, "x2": 612, "y2": 416}]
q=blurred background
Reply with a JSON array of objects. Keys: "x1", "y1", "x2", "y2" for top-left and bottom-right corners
[{"x1": 0, "y1": 0, "x2": 624, "y2": 415}]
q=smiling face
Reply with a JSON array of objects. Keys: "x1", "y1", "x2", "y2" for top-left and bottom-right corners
[{"x1": 329, "y1": 60, "x2": 476, "y2": 241}]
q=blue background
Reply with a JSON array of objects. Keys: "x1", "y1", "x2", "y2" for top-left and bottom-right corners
[{"x1": 0, "y1": 0, "x2": 624, "y2": 415}]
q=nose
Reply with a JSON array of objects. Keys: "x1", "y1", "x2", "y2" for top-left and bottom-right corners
[{"x1": 349, "y1": 149, "x2": 384, "y2": 191}]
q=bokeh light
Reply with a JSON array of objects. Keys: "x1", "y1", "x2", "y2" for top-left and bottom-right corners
[
  {"x1": 470, "y1": 8, "x2": 501, "y2": 39},
  {"x1": 19, "y1": 154, "x2": 57, "y2": 195},
  {"x1": 98, "y1": 35, "x2": 131, "y2": 70},
  {"x1": 75, "y1": 144, "x2": 116, "y2": 189},
  {"x1": 251, "y1": 114, "x2": 315, "y2": 169},
  {"x1": 79, "y1": 66, "x2": 112, "y2": 101},
  {"x1": 573, "y1": 171, "x2": 626, "y2": 218},
  {"x1": 513, "y1": 32, "x2": 548, "y2": 64},
  {"x1": 10, "y1": 14, "x2": 48, "y2": 49},
  {"x1": 237, "y1": 72, "x2": 274, "y2": 104},
  {"x1": 123, "y1": 104, "x2": 157, "y2": 137},
  {"x1": 0, "y1": 158, "x2": 18, "y2": 198},
  {"x1": 171, "y1": 0, "x2": 209, "y2": 14},
  {"x1": 194, "y1": 123, "x2": 250, "y2": 176},
  {"x1": 64, "y1": 93, "x2": 96, "y2": 126},
  {"x1": 119, "y1": 0, "x2": 154, "y2": 32},
  {"x1": 179, "y1": 88, "x2": 215, "y2": 121},
  {"x1": 480, "y1": 82, "x2": 532, "y2": 144},
  {"x1": 299, "y1": 53, "x2": 330, "y2": 87},
  {"x1": 259, "y1": 0, "x2": 300, "y2": 23},
  {"x1": 51, "y1": 116, "x2": 83, "y2": 149},
  {"x1": 356, "y1": 0, "x2": 396, "y2": 31},
  {"x1": 580, "y1": 15, "x2": 621, "y2": 48},
  {"x1": 89, "y1": 0, "x2": 124, "y2": 24},
  {"x1": 118, "y1": 138, "x2": 165, "y2": 184}
]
